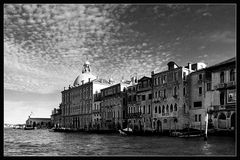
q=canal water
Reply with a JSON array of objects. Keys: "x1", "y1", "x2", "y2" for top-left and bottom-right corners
[{"x1": 4, "y1": 128, "x2": 236, "y2": 156}]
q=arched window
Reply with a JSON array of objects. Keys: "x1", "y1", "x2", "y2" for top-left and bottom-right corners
[
  {"x1": 159, "y1": 106, "x2": 161, "y2": 114},
  {"x1": 170, "y1": 104, "x2": 173, "y2": 112},
  {"x1": 220, "y1": 72, "x2": 224, "y2": 83},
  {"x1": 155, "y1": 106, "x2": 157, "y2": 113},
  {"x1": 230, "y1": 69, "x2": 235, "y2": 81},
  {"x1": 166, "y1": 105, "x2": 169, "y2": 113},
  {"x1": 143, "y1": 105, "x2": 145, "y2": 114},
  {"x1": 174, "y1": 103, "x2": 177, "y2": 111},
  {"x1": 218, "y1": 113, "x2": 226, "y2": 120},
  {"x1": 162, "y1": 105, "x2": 165, "y2": 113},
  {"x1": 174, "y1": 104, "x2": 177, "y2": 111}
]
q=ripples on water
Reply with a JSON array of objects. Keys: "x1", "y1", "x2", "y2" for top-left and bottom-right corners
[{"x1": 4, "y1": 128, "x2": 235, "y2": 156}]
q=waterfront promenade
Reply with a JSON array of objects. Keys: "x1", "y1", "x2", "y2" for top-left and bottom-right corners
[{"x1": 4, "y1": 128, "x2": 235, "y2": 156}]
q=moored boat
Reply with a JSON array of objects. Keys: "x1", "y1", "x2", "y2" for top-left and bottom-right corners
[
  {"x1": 119, "y1": 128, "x2": 133, "y2": 135},
  {"x1": 24, "y1": 126, "x2": 35, "y2": 130}
]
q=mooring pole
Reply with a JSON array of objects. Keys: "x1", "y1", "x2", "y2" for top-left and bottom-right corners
[{"x1": 204, "y1": 113, "x2": 208, "y2": 141}]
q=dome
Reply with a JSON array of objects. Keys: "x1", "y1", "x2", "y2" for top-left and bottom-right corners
[
  {"x1": 73, "y1": 72, "x2": 96, "y2": 86},
  {"x1": 84, "y1": 60, "x2": 90, "y2": 65}
]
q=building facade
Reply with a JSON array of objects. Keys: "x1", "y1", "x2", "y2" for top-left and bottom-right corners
[
  {"x1": 100, "y1": 82, "x2": 130, "y2": 131},
  {"x1": 126, "y1": 75, "x2": 139, "y2": 130},
  {"x1": 187, "y1": 67, "x2": 208, "y2": 130},
  {"x1": 61, "y1": 61, "x2": 111, "y2": 130},
  {"x1": 51, "y1": 57, "x2": 236, "y2": 134},
  {"x1": 26, "y1": 117, "x2": 51, "y2": 129},
  {"x1": 151, "y1": 61, "x2": 206, "y2": 132},
  {"x1": 205, "y1": 57, "x2": 236, "y2": 131},
  {"x1": 136, "y1": 76, "x2": 152, "y2": 132},
  {"x1": 92, "y1": 92, "x2": 102, "y2": 130},
  {"x1": 51, "y1": 105, "x2": 62, "y2": 128}
]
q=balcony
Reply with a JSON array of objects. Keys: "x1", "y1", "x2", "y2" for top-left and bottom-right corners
[
  {"x1": 127, "y1": 112, "x2": 142, "y2": 119},
  {"x1": 212, "y1": 105, "x2": 226, "y2": 111},
  {"x1": 162, "y1": 112, "x2": 177, "y2": 117},
  {"x1": 226, "y1": 81, "x2": 236, "y2": 89},
  {"x1": 214, "y1": 83, "x2": 226, "y2": 90}
]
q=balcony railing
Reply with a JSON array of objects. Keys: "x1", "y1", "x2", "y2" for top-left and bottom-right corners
[
  {"x1": 127, "y1": 112, "x2": 142, "y2": 119},
  {"x1": 214, "y1": 83, "x2": 226, "y2": 90},
  {"x1": 226, "y1": 81, "x2": 236, "y2": 88},
  {"x1": 214, "y1": 81, "x2": 236, "y2": 90}
]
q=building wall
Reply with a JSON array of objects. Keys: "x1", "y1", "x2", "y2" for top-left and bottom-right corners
[
  {"x1": 61, "y1": 81, "x2": 111, "y2": 130},
  {"x1": 100, "y1": 83, "x2": 129, "y2": 130},
  {"x1": 135, "y1": 76, "x2": 152, "y2": 131},
  {"x1": 126, "y1": 84, "x2": 141, "y2": 131},
  {"x1": 188, "y1": 70, "x2": 207, "y2": 130},
  {"x1": 208, "y1": 64, "x2": 236, "y2": 130},
  {"x1": 26, "y1": 118, "x2": 51, "y2": 128},
  {"x1": 92, "y1": 101, "x2": 101, "y2": 129},
  {"x1": 152, "y1": 67, "x2": 190, "y2": 131}
]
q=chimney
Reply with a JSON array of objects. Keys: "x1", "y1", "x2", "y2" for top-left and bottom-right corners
[
  {"x1": 188, "y1": 63, "x2": 192, "y2": 70},
  {"x1": 151, "y1": 71, "x2": 154, "y2": 75}
]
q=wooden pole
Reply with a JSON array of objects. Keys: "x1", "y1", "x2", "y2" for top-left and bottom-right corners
[
  {"x1": 200, "y1": 118, "x2": 202, "y2": 131},
  {"x1": 204, "y1": 113, "x2": 208, "y2": 141}
]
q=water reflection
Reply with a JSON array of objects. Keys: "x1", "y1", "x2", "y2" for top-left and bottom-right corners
[
  {"x1": 201, "y1": 141, "x2": 212, "y2": 155},
  {"x1": 4, "y1": 129, "x2": 235, "y2": 156}
]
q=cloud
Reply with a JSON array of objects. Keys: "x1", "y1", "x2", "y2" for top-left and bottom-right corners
[
  {"x1": 4, "y1": 4, "x2": 235, "y2": 94},
  {"x1": 208, "y1": 31, "x2": 235, "y2": 43}
]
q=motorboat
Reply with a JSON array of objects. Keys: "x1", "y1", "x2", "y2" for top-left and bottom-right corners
[
  {"x1": 24, "y1": 125, "x2": 35, "y2": 130},
  {"x1": 119, "y1": 128, "x2": 133, "y2": 135}
]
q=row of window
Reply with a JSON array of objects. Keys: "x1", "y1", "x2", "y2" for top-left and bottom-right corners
[
  {"x1": 63, "y1": 105, "x2": 92, "y2": 115},
  {"x1": 102, "y1": 86, "x2": 120, "y2": 97},
  {"x1": 154, "y1": 72, "x2": 179, "y2": 86},
  {"x1": 103, "y1": 110, "x2": 121, "y2": 119},
  {"x1": 133, "y1": 94, "x2": 152, "y2": 101},
  {"x1": 62, "y1": 90, "x2": 92, "y2": 103},
  {"x1": 220, "y1": 69, "x2": 235, "y2": 83},
  {"x1": 195, "y1": 114, "x2": 202, "y2": 122},
  {"x1": 93, "y1": 114, "x2": 100, "y2": 117},
  {"x1": 128, "y1": 105, "x2": 151, "y2": 114},
  {"x1": 93, "y1": 103, "x2": 100, "y2": 110},
  {"x1": 154, "y1": 104, "x2": 178, "y2": 114},
  {"x1": 138, "y1": 79, "x2": 152, "y2": 89},
  {"x1": 154, "y1": 86, "x2": 181, "y2": 99}
]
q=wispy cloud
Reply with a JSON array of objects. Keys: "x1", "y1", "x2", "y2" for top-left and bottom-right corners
[
  {"x1": 4, "y1": 4, "x2": 173, "y2": 94},
  {"x1": 208, "y1": 31, "x2": 235, "y2": 43}
]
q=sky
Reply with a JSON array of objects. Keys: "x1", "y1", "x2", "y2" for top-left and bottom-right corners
[{"x1": 4, "y1": 4, "x2": 236, "y2": 124}]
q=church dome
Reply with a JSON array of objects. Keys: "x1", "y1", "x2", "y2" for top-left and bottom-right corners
[
  {"x1": 73, "y1": 60, "x2": 96, "y2": 86},
  {"x1": 73, "y1": 72, "x2": 96, "y2": 86},
  {"x1": 84, "y1": 60, "x2": 90, "y2": 65}
]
